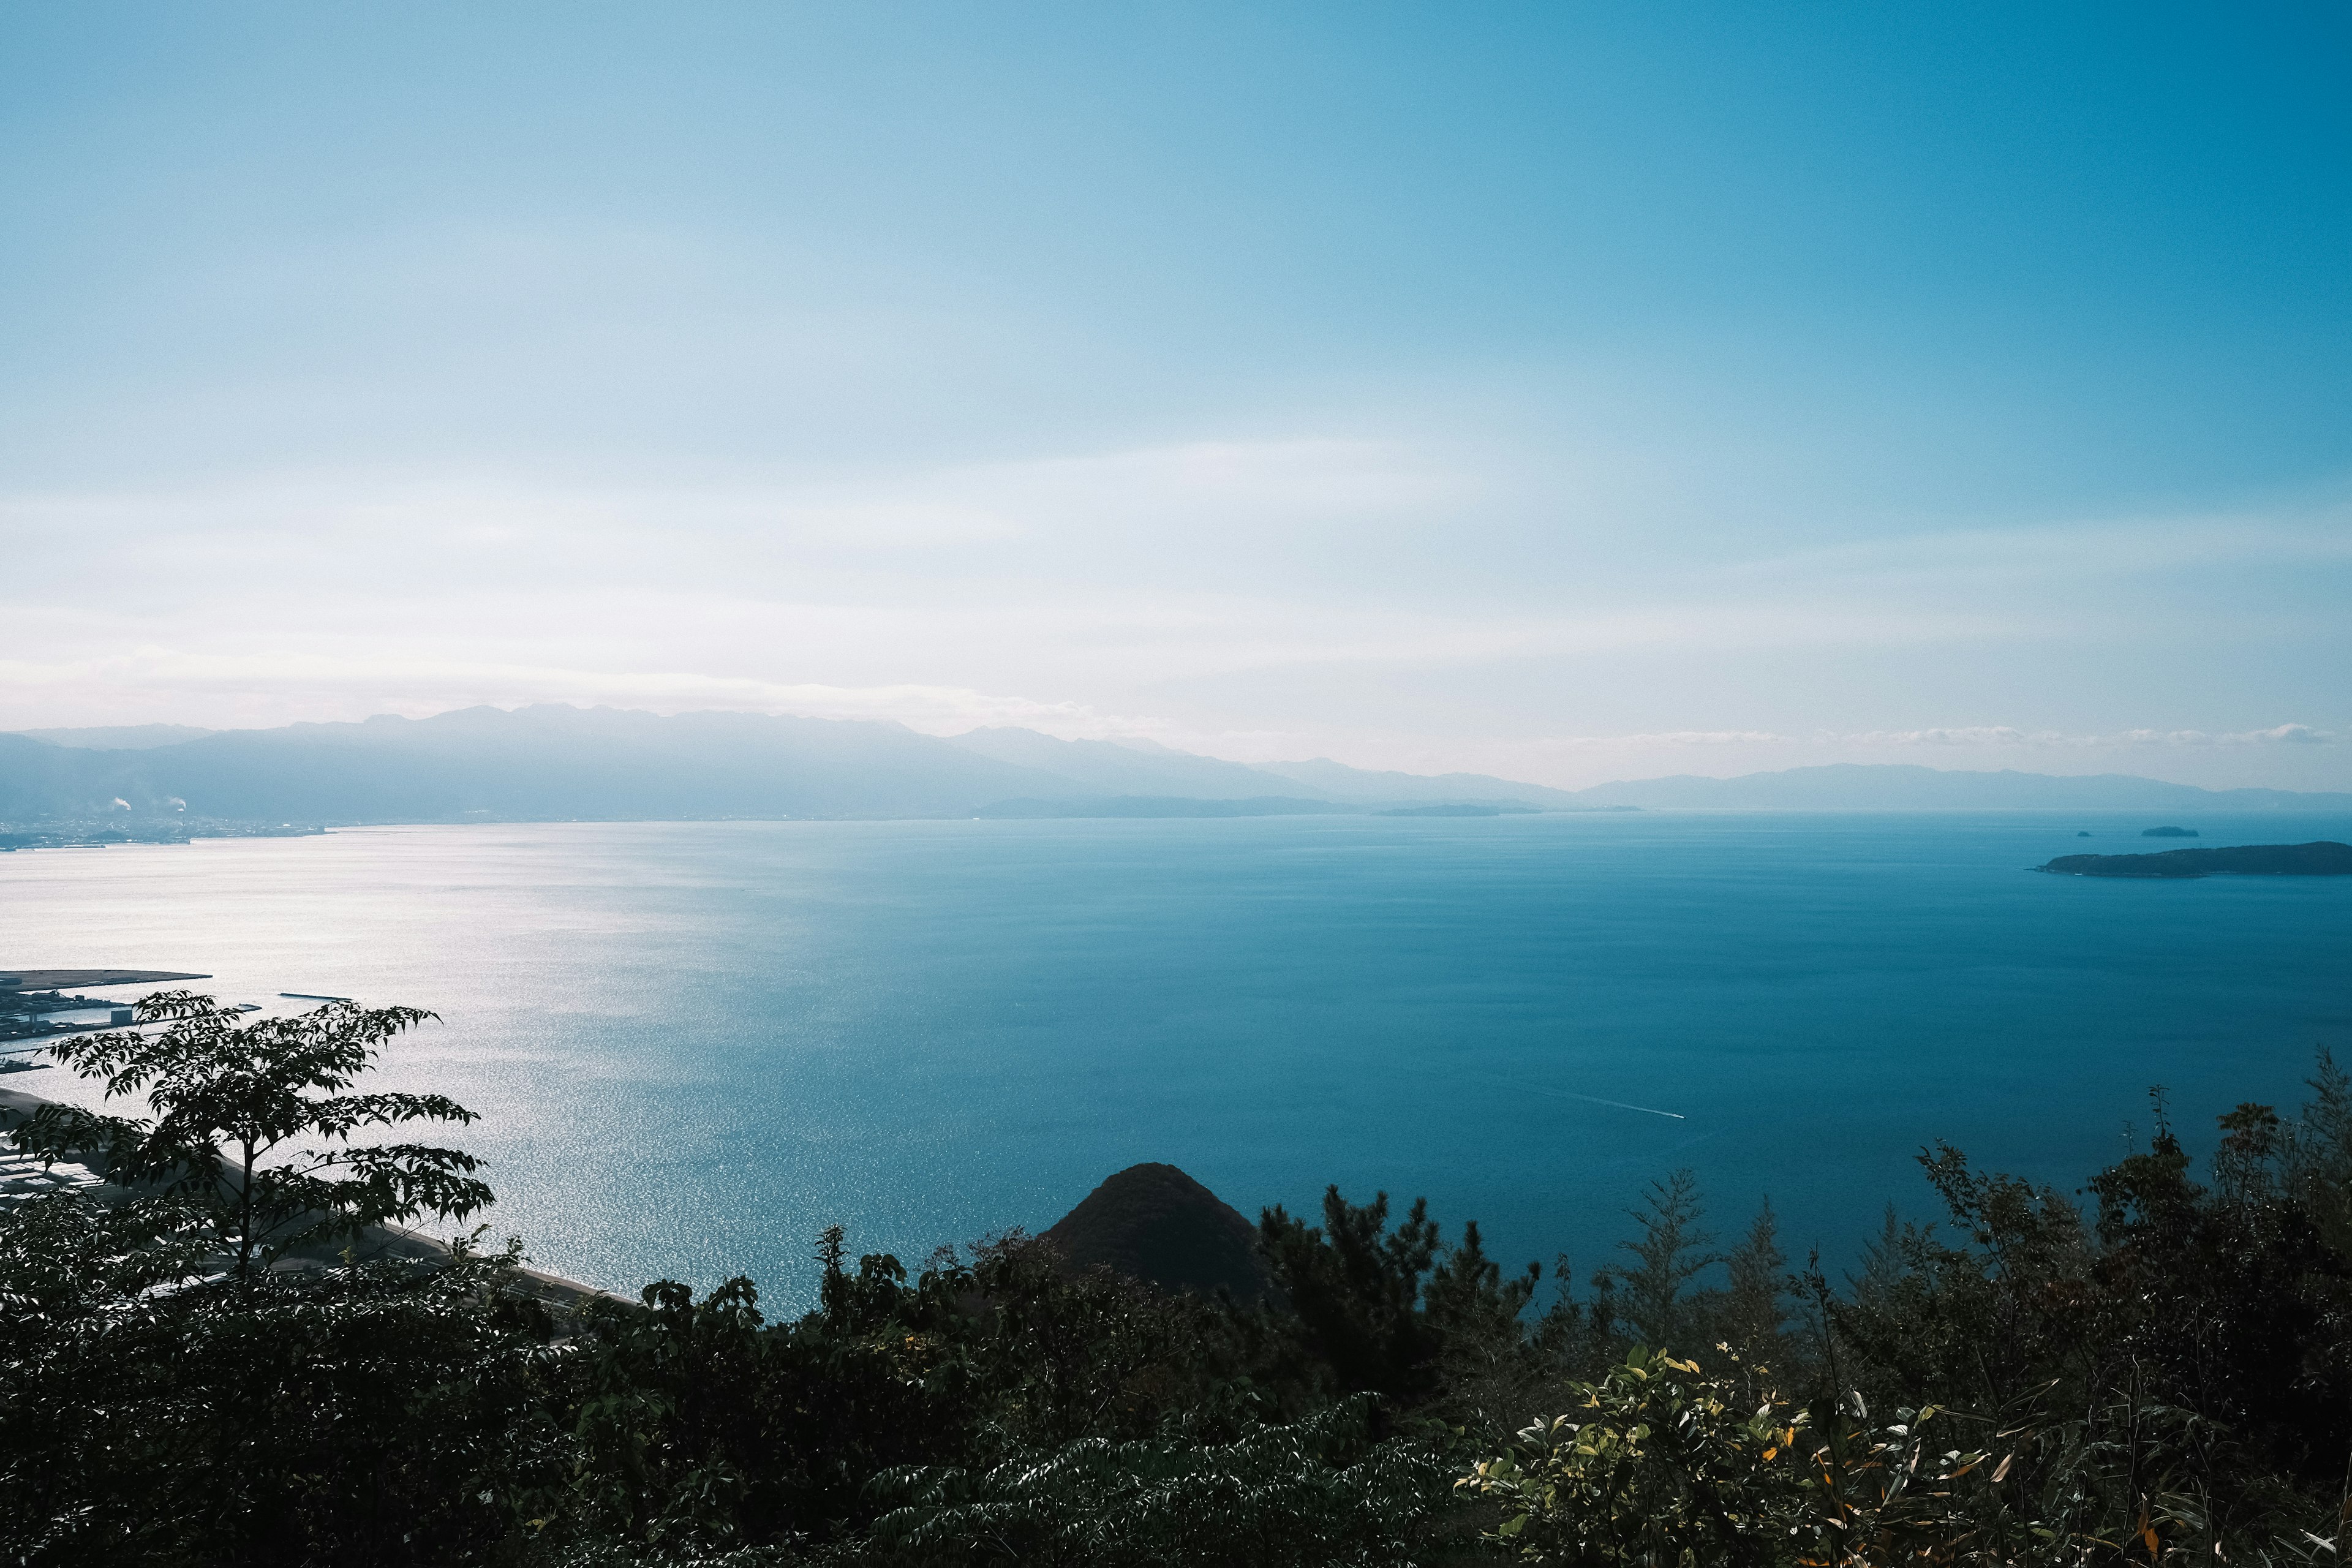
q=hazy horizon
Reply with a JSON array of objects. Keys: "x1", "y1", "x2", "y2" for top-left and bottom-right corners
[
  {"x1": 15, "y1": 699, "x2": 2352, "y2": 802},
  {"x1": 4, "y1": 4, "x2": 2347, "y2": 790}
]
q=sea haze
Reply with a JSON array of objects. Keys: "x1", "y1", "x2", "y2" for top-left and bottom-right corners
[{"x1": 6, "y1": 811, "x2": 2350, "y2": 1310}]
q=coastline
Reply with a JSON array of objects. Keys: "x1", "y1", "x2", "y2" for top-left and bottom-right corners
[{"x1": 0, "y1": 1083, "x2": 628, "y2": 1308}]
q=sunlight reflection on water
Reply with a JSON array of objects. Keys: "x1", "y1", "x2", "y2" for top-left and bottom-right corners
[{"x1": 5, "y1": 813, "x2": 2348, "y2": 1310}]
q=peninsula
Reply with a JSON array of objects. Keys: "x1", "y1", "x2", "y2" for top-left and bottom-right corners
[{"x1": 2036, "y1": 841, "x2": 2352, "y2": 879}]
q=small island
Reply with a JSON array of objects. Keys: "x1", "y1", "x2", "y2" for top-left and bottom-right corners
[
  {"x1": 2141, "y1": 825, "x2": 2199, "y2": 837},
  {"x1": 2037, "y1": 841, "x2": 2352, "y2": 879}
]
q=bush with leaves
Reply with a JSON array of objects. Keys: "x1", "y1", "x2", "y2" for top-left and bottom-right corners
[
  {"x1": 1460, "y1": 1349, "x2": 2003, "y2": 1567},
  {"x1": 1814, "y1": 1054, "x2": 2352, "y2": 1564},
  {"x1": 864, "y1": 1393, "x2": 1466, "y2": 1568},
  {"x1": 0, "y1": 1199, "x2": 563, "y2": 1568}
]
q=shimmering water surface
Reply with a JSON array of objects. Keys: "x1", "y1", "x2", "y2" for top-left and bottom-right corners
[{"x1": 6, "y1": 813, "x2": 2349, "y2": 1309}]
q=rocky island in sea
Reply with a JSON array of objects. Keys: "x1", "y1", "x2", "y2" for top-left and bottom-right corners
[{"x1": 2037, "y1": 841, "x2": 2352, "y2": 878}]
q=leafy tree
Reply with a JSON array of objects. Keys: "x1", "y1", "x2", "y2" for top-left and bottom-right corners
[
  {"x1": 2283, "y1": 1049, "x2": 2352, "y2": 1256},
  {"x1": 2085, "y1": 1088, "x2": 2352, "y2": 1487},
  {"x1": 1842, "y1": 1204, "x2": 1907, "y2": 1312},
  {"x1": 1720, "y1": 1198, "x2": 1787, "y2": 1360},
  {"x1": 1600, "y1": 1168, "x2": 1717, "y2": 1351},
  {"x1": 10, "y1": 990, "x2": 491, "y2": 1277},
  {"x1": 1422, "y1": 1219, "x2": 1543, "y2": 1422},
  {"x1": 1259, "y1": 1187, "x2": 1446, "y2": 1400}
]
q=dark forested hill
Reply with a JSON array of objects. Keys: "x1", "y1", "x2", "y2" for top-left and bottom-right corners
[{"x1": 2038, "y1": 840, "x2": 2352, "y2": 878}]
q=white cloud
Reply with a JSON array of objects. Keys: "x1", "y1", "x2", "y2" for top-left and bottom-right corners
[
  {"x1": 0, "y1": 435, "x2": 1468, "y2": 568},
  {"x1": 1504, "y1": 723, "x2": 2342, "y2": 759},
  {"x1": 4, "y1": 439, "x2": 2348, "y2": 793},
  {"x1": 1738, "y1": 503, "x2": 2352, "y2": 586},
  {"x1": 1838, "y1": 724, "x2": 2339, "y2": 748},
  {"x1": 0, "y1": 650, "x2": 1147, "y2": 737},
  {"x1": 1534, "y1": 729, "x2": 1792, "y2": 750}
]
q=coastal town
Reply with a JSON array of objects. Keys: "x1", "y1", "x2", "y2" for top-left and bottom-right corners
[
  {"x1": 0, "y1": 968, "x2": 208, "y2": 1055},
  {"x1": 0, "y1": 819, "x2": 327, "y2": 852}
]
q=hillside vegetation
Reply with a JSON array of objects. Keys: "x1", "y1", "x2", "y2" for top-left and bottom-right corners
[{"x1": 6, "y1": 997, "x2": 2351, "y2": 1566}]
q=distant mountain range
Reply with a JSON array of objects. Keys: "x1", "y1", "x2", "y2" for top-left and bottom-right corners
[
  {"x1": 2, "y1": 705, "x2": 2347, "y2": 824},
  {"x1": 11, "y1": 724, "x2": 217, "y2": 751},
  {"x1": 1566, "y1": 763, "x2": 2351, "y2": 812}
]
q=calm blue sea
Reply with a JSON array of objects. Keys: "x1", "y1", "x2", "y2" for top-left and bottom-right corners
[{"x1": 6, "y1": 812, "x2": 2350, "y2": 1310}]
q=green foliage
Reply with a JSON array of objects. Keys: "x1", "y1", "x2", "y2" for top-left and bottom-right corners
[
  {"x1": 1721, "y1": 1199, "x2": 1788, "y2": 1361},
  {"x1": 0, "y1": 1186, "x2": 208, "y2": 1321},
  {"x1": 1461, "y1": 1348, "x2": 1994, "y2": 1567},
  {"x1": 1259, "y1": 1186, "x2": 1540, "y2": 1412},
  {"x1": 0, "y1": 1213, "x2": 559, "y2": 1567},
  {"x1": 1602, "y1": 1170, "x2": 1719, "y2": 1354},
  {"x1": 1460, "y1": 1054, "x2": 2352, "y2": 1567},
  {"x1": 517, "y1": 1227, "x2": 1297, "y2": 1561},
  {"x1": 7, "y1": 1001, "x2": 2352, "y2": 1568},
  {"x1": 1259, "y1": 1186, "x2": 1447, "y2": 1401},
  {"x1": 11, "y1": 991, "x2": 490, "y2": 1275},
  {"x1": 864, "y1": 1395, "x2": 1459, "y2": 1567}
]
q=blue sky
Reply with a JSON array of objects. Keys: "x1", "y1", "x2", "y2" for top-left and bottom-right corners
[{"x1": 2, "y1": 2, "x2": 2347, "y2": 786}]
